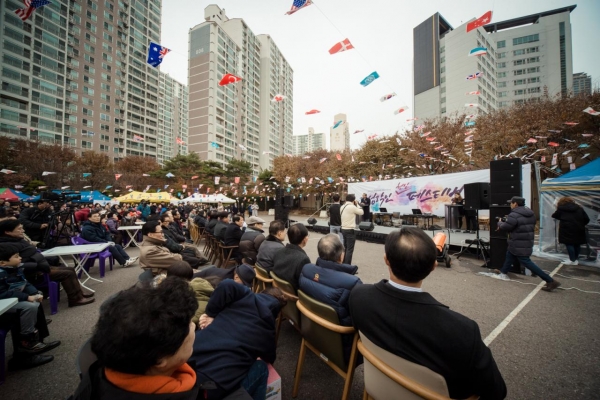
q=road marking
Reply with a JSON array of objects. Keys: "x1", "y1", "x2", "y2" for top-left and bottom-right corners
[{"x1": 484, "y1": 263, "x2": 564, "y2": 346}]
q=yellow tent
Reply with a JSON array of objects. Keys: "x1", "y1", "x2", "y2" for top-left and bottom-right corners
[{"x1": 115, "y1": 191, "x2": 174, "y2": 203}]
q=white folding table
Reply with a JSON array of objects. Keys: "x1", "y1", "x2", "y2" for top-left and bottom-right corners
[
  {"x1": 118, "y1": 225, "x2": 143, "y2": 248},
  {"x1": 41, "y1": 243, "x2": 109, "y2": 292},
  {"x1": 0, "y1": 298, "x2": 18, "y2": 316}
]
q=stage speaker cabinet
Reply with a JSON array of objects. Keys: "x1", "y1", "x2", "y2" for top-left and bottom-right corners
[
  {"x1": 463, "y1": 182, "x2": 490, "y2": 211},
  {"x1": 275, "y1": 189, "x2": 284, "y2": 205},
  {"x1": 490, "y1": 158, "x2": 522, "y2": 206},
  {"x1": 283, "y1": 195, "x2": 294, "y2": 208},
  {"x1": 358, "y1": 222, "x2": 374, "y2": 231},
  {"x1": 490, "y1": 206, "x2": 511, "y2": 239},
  {"x1": 489, "y1": 237, "x2": 508, "y2": 270},
  {"x1": 274, "y1": 205, "x2": 289, "y2": 222}
]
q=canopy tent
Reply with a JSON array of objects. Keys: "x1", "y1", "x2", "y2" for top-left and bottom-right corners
[
  {"x1": 27, "y1": 190, "x2": 112, "y2": 205},
  {"x1": 0, "y1": 188, "x2": 24, "y2": 202},
  {"x1": 174, "y1": 193, "x2": 236, "y2": 204},
  {"x1": 115, "y1": 191, "x2": 174, "y2": 203},
  {"x1": 536, "y1": 158, "x2": 600, "y2": 266}
]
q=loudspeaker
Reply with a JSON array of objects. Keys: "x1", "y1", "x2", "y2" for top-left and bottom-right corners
[
  {"x1": 490, "y1": 169, "x2": 522, "y2": 183},
  {"x1": 490, "y1": 158, "x2": 522, "y2": 206},
  {"x1": 463, "y1": 182, "x2": 490, "y2": 211},
  {"x1": 490, "y1": 158, "x2": 522, "y2": 173},
  {"x1": 489, "y1": 206, "x2": 511, "y2": 239},
  {"x1": 275, "y1": 188, "x2": 284, "y2": 205},
  {"x1": 274, "y1": 205, "x2": 289, "y2": 222},
  {"x1": 283, "y1": 195, "x2": 293, "y2": 208},
  {"x1": 358, "y1": 222, "x2": 374, "y2": 231},
  {"x1": 489, "y1": 237, "x2": 508, "y2": 270}
]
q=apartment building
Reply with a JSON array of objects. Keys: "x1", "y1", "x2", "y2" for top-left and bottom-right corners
[
  {"x1": 157, "y1": 72, "x2": 188, "y2": 164},
  {"x1": 330, "y1": 113, "x2": 349, "y2": 151},
  {"x1": 413, "y1": 6, "x2": 575, "y2": 120},
  {"x1": 573, "y1": 72, "x2": 592, "y2": 95},
  {"x1": 188, "y1": 5, "x2": 293, "y2": 175},
  {"x1": 293, "y1": 127, "x2": 324, "y2": 155},
  {"x1": 0, "y1": 0, "x2": 165, "y2": 161}
]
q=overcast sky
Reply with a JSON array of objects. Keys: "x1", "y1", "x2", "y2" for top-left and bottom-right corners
[{"x1": 159, "y1": 0, "x2": 600, "y2": 150}]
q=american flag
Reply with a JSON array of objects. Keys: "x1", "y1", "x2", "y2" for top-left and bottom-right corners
[
  {"x1": 286, "y1": 0, "x2": 313, "y2": 15},
  {"x1": 15, "y1": 0, "x2": 51, "y2": 21}
]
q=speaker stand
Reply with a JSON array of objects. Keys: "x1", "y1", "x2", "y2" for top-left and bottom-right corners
[{"x1": 454, "y1": 210, "x2": 490, "y2": 267}]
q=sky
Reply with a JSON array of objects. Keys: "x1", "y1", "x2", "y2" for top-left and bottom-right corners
[{"x1": 159, "y1": 0, "x2": 600, "y2": 150}]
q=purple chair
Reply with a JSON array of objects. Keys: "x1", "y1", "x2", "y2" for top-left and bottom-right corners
[
  {"x1": 33, "y1": 273, "x2": 60, "y2": 315},
  {"x1": 0, "y1": 327, "x2": 8, "y2": 384},
  {"x1": 71, "y1": 236, "x2": 114, "y2": 278}
]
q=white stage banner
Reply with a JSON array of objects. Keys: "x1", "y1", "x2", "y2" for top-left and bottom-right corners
[{"x1": 348, "y1": 165, "x2": 531, "y2": 217}]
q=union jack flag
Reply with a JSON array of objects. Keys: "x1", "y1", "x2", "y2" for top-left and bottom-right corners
[
  {"x1": 147, "y1": 42, "x2": 171, "y2": 68},
  {"x1": 15, "y1": 0, "x2": 51, "y2": 21},
  {"x1": 286, "y1": 0, "x2": 313, "y2": 15}
]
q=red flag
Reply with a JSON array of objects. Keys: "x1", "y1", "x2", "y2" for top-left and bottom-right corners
[
  {"x1": 176, "y1": 137, "x2": 184, "y2": 144},
  {"x1": 191, "y1": 176, "x2": 198, "y2": 180},
  {"x1": 548, "y1": 142, "x2": 560, "y2": 147},
  {"x1": 219, "y1": 73, "x2": 242, "y2": 86},
  {"x1": 115, "y1": 174, "x2": 122, "y2": 180},
  {"x1": 466, "y1": 11, "x2": 492, "y2": 33},
  {"x1": 234, "y1": 177, "x2": 240, "y2": 184},
  {"x1": 329, "y1": 39, "x2": 354, "y2": 55},
  {"x1": 336, "y1": 154, "x2": 342, "y2": 161},
  {"x1": 305, "y1": 109, "x2": 321, "y2": 115}
]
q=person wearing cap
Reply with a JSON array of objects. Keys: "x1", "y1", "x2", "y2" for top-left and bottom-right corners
[
  {"x1": 239, "y1": 216, "x2": 266, "y2": 264},
  {"x1": 495, "y1": 196, "x2": 561, "y2": 291}
]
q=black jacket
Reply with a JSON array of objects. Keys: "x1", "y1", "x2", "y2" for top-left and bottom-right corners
[
  {"x1": 238, "y1": 227, "x2": 264, "y2": 262},
  {"x1": 205, "y1": 219, "x2": 218, "y2": 234},
  {"x1": 81, "y1": 221, "x2": 112, "y2": 243},
  {"x1": 161, "y1": 226, "x2": 185, "y2": 253},
  {"x1": 167, "y1": 223, "x2": 186, "y2": 243},
  {"x1": 223, "y1": 224, "x2": 244, "y2": 247},
  {"x1": 19, "y1": 206, "x2": 51, "y2": 241},
  {"x1": 0, "y1": 236, "x2": 50, "y2": 274},
  {"x1": 213, "y1": 221, "x2": 228, "y2": 241},
  {"x1": 552, "y1": 202, "x2": 590, "y2": 245},
  {"x1": 350, "y1": 281, "x2": 507, "y2": 400},
  {"x1": 272, "y1": 244, "x2": 310, "y2": 291},
  {"x1": 71, "y1": 360, "x2": 202, "y2": 400},
  {"x1": 190, "y1": 280, "x2": 279, "y2": 400},
  {"x1": 194, "y1": 216, "x2": 207, "y2": 228},
  {"x1": 329, "y1": 203, "x2": 342, "y2": 226},
  {"x1": 498, "y1": 206, "x2": 535, "y2": 257}
]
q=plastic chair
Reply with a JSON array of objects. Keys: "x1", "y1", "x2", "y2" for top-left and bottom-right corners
[
  {"x1": 358, "y1": 333, "x2": 479, "y2": 400},
  {"x1": 292, "y1": 290, "x2": 359, "y2": 400},
  {"x1": 0, "y1": 327, "x2": 8, "y2": 385},
  {"x1": 76, "y1": 338, "x2": 97, "y2": 380},
  {"x1": 33, "y1": 273, "x2": 60, "y2": 315},
  {"x1": 71, "y1": 236, "x2": 114, "y2": 278}
]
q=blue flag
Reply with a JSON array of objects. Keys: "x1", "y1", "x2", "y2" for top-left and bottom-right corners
[
  {"x1": 360, "y1": 71, "x2": 379, "y2": 87},
  {"x1": 147, "y1": 42, "x2": 171, "y2": 68}
]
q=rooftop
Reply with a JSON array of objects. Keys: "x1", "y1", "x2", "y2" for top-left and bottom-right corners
[{"x1": 483, "y1": 5, "x2": 576, "y2": 32}]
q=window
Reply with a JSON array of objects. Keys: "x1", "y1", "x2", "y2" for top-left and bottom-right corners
[
  {"x1": 497, "y1": 52, "x2": 506, "y2": 59},
  {"x1": 103, "y1": 53, "x2": 113, "y2": 62},
  {"x1": 104, "y1": 0, "x2": 114, "y2": 10},
  {"x1": 441, "y1": 66, "x2": 445, "y2": 73},
  {"x1": 527, "y1": 67, "x2": 540, "y2": 74},
  {"x1": 514, "y1": 79, "x2": 526, "y2": 86},
  {"x1": 101, "y1": 83, "x2": 111, "y2": 91},
  {"x1": 527, "y1": 46, "x2": 539, "y2": 54},
  {"x1": 514, "y1": 89, "x2": 525, "y2": 95},
  {"x1": 528, "y1": 87, "x2": 541, "y2": 93},
  {"x1": 85, "y1": 22, "x2": 96, "y2": 33},
  {"x1": 85, "y1": 33, "x2": 96, "y2": 43},
  {"x1": 498, "y1": 91, "x2": 508, "y2": 97},
  {"x1": 84, "y1": 44, "x2": 95, "y2": 53},
  {"x1": 82, "y1": 140, "x2": 93, "y2": 149},
  {"x1": 498, "y1": 101, "x2": 509, "y2": 107},
  {"x1": 103, "y1": 32, "x2": 113, "y2": 42},
  {"x1": 100, "y1": 144, "x2": 109, "y2": 152},
  {"x1": 528, "y1": 77, "x2": 540, "y2": 83},
  {"x1": 514, "y1": 69, "x2": 526, "y2": 76},
  {"x1": 84, "y1": 65, "x2": 96, "y2": 74},
  {"x1": 83, "y1": 86, "x2": 94, "y2": 95},
  {"x1": 100, "y1": 113, "x2": 110, "y2": 121},
  {"x1": 101, "y1": 93, "x2": 111, "y2": 101},
  {"x1": 497, "y1": 40, "x2": 506, "y2": 48},
  {"x1": 104, "y1": 11, "x2": 113, "y2": 22},
  {"x1": 513, "y1": 49, "x2": 525, "y2": 56},
  {"x1": 104, "y1": 22, "x2": 114, "y2": 32},
  {"x1": 514, "y1": 59, "x2": 525, "y2": 66},
  {"x1": 83, "y1": 119, "x2": 93, "y2": 127},
  {"x1": 440, "y1": 56, "x2": 445, "y2": 63},
  {"x1": 101, "y1": 103, "x2": 110, "y2": 112},
  {"x1": 86, "y1": 11, "x2": 97, "y2": 22},
  {"x1": 527, "y1": 57, "x2": 540, "y2": 64},
  {"x1": 498, "y1": 81, "x2": 507, "y2": 88},
  {"x1": 87, "y1": 0, "x2": 98, "y2": 10},
  {"x1": 84, "y1": 76, "x2": 94, "y2": 84},
  {"x1": 101, "y1": 124, "x2": 110, "y2": 131},
  {"x1": 513, "y1": 34, "x2": 539, "y2": 46},
  {"x1": 82, "y1": 107, "x2": 93, "y2": 115},
  {"x1": 101, "y1": 73, "x2": 111, "y2": 82},
  {"x1": 497, "y1": 71, "x2": 507, "y2": 78},
  {"x1": 84, "y1": 54, "x2": 95, "y2": 63},
  {"x1": 497, "y1": 62, "x2": 506, "y2": 68},
  {"x1": 102, "y1": 43, "x2": 113, "y2": 53}
]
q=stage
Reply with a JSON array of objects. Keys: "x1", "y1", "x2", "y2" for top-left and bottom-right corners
[{"x1": 306, "y1": 217, "x2": 489, "y2": 248}]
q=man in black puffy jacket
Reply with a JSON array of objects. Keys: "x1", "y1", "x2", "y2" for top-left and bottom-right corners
[{"x1": 495, "y1": 196, "x2": 561, "y2": 291}]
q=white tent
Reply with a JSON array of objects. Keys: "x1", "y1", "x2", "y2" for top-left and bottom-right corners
[{"x1": 176, "y1": 194, "x2": 236, "y2": 204}]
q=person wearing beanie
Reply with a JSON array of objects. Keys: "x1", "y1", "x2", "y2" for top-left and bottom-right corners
[{"x1": 494, "y1": 196, "x2": 561, "y2": 291}]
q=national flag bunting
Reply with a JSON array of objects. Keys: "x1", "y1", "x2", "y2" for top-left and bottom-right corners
[
  {"x1": 147, "y1": 42, "x2": 170, "y2": 68},
  {"x1": 360, "y1": 71, "x2": 380, "y2": 87},
  {"x1": 15, "y1": 0, "x2": 50, "y2": 21},
  {"x1": 219, "y1": 73, "x2": 242, "y2": 86},
  {"x1": 286, "y1": 0, "x2": 313, "y2": 15},
  {"x1": 466, "y1": 11, "x2": 492, "y2": 33},
  {"x1": 133, "y1": 135, "x2": 144, "y2": 142},
  {"x1": 329, "y1": 39, "x2": 354, "y2": 55},
  {"x1": 466, "y1": 72, "x2": 483, "y2": 80},
  {"x1": 176, "y1": 137, "x2": 184, "y2": 145},
  {"x1": 305, "y1": 109, "x2": 320, "y2": 115}
]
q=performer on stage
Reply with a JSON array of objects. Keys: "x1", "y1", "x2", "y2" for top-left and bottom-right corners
[
  {"x1": 359, "y1": 193, "x2": 371, "y2": 222},
  {"x1": 451, "y1": 193, "x2": 465, "y2": 230}
]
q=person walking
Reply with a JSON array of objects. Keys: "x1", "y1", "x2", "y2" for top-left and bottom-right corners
[
  {"x1": 552, "y1": 197, "x2": 590, "y2": 265},
  {"x1": 340, "y1": 194, "x2": 363, "y2": 265},
  {"x1": 494, "y1": 196, "x2": 561, "y2": 291}
]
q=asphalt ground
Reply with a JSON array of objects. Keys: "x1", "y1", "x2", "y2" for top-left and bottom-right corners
[{"x1": 2, "y1": 215, "x2": 600, "y2": 400}]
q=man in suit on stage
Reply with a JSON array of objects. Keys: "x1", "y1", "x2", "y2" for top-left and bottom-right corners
[
  {"x1": 349, "y1": 227, "x2": 506, "y2": 400},
  {"x1": 359, "y1": 193, "x2": 371, "y2": 222}
]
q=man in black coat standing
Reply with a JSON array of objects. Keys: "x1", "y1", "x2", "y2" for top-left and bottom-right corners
[
  {"x1": 350, "y1": 227, "x2": 507, "y2": 400},
  {"x1": 552, "y1": 197, "x2": 590, "y2": 265},
  {"x1": 359, "y1": 193, "x2": 371, "y2": 222},
  {"x1": 496, "y1": 196, "x2": 561, "y2": 291}
]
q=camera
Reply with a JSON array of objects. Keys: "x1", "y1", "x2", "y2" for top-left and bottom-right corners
[
  {"x1": 495, "y1": 216, "x2": 507, "y2": 223},
  {"x1": 41, "y1": 191, "x2": 81, "y2": 203}
]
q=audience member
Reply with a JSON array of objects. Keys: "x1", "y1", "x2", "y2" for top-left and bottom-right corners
[
  {"x1": 72, "y1": 277, "x2": 207, "y2": 399},
  {"x1": 349, "y1": 227, "x2": 507, "y2": 400},
  {"x1": 81, "y1": 211, "x2": 137, "y2": 268},
  {"x1": 213, "y1": 212, "x2": 230, "y2": 241},
  {"x1": 340, "y1": 194, "x2": 363, "y2": 265},
  {"x1": 56, "y1": 218, "x2": 78, "y2": 246},
  {"x1": 139, "y1": 221, "x2": 183, "y2": 276},
  {"x1": 224, "y1": 215, "x2": 245, "y2": 262},
  {"x1": 272, "y1": 223, "x2": 310, "y2": 290},
  {"x1": 191, "y1": 279, "x2": 285, "y2": 400},
  {"x1": 256, "y1": 220, "x2": 286, "y2": 272},
  {"x1": 194, "y1": 210, "x2": 207, "y2": 228},
  {"x1": 0, "y1": 243, "x2": 60, "y2": 369},
  {"x1": 18, "y1": 199, "x2": 51, "y2": 243},
  {"x1": 205, "y1": 211, "x2": 219, "y2": 234},
  {"x1": 193, "y1": 264, "x2": 256, "y2": 290},
  {"x1": 159, "y1": 214, "x2": 207, "y2": 269},
  {"x1": 168, "y1": 261, "x2": 216, "y2": 325},
  {"x1": 0, "y1": 219, "x2": 94, "y2": 307},
  {"x1": 105, "y1": 212, "x2": 122, "y2": 245},
  {"x1": 239, "y1": 216, "x2": 266, "y2": 264}
]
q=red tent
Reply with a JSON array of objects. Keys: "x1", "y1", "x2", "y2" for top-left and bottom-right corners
[{"x1": 0, "y1": 188, "x2": 20, "y2": 202}]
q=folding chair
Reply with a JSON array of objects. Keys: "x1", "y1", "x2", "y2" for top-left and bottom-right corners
[{"x1": 253, "y1": 263, "x2": 273, "y2": 293}]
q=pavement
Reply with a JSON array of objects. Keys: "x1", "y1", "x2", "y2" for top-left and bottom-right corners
[{"x1": 2, "y1": 216, "x2": 600, "y2": 400}]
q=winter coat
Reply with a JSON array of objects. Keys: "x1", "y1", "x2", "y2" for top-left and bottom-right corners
[
  {"x1": 167, "y1": 223, "x2": 186, "y2": 243},
  {"x1": 205, "y1": 218, "x2": 218, "y2": 234},
  {"x1": 0, "y1": 262, "x2": 40, "y2": 301},
  {"x1": 80, "y1": 221, "x2": 112, "y2": 243},
  {"x1": 0, "y1": 236, "x2": 50, "y2": 274},
  {"x1": 213, "y1": 221, "x2": 228, "y2": 241},
  {"x1": 224, "y1": 223, "x2": 244, "y2": 247},
  {"x1": 105, "y1": 219, "x2": 119, "y2": 235},
  {"x1": 498, "y1": 206, "x2": 536, "y2": 257},
  {"x1": 190, "y1": 278, "x2": 214, "y2": 324},
  {"x1": 552, "y1": 202, "x2": 590, "y2": 245},
  {"x1": 194, "y1": 215, "x2": 207, "y2": 228},
  {"x1": 137, "y1": 204, "x2": 151, "y2": 220},
  {"x1": 272, "y1": 244, "x2": 311, "y2": 290},
  {"x1": 299, "y1": 258, "x2": 362, "y2": 326},
  {"x1": 238, "y1": 227, "x2": 265, "y2": 263},
  {"x1": 256, "y1": 236, "x2": 285, "y2": 272},
  {"x1": 18, "y1": 206, "x2": 51, "y2": 242},
  {"x1": 139, "y1": 236, "x2": 182, "y2": 275},
  {"x1": 190, "y1": 279, "x2": 280, "y2": 398}
]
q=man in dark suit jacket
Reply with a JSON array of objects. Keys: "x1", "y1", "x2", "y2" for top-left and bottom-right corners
[
  {"x1": 271, "y1": 223, "x2": 310, "y2": 291},
  {"x1": 349, "y1": 227, "x2": 506, "y2": 400}
]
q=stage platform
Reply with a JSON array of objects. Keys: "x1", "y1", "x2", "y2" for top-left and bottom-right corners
[{"x1": 306, "y1": 218, "x2": 489, "y2": 248}]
